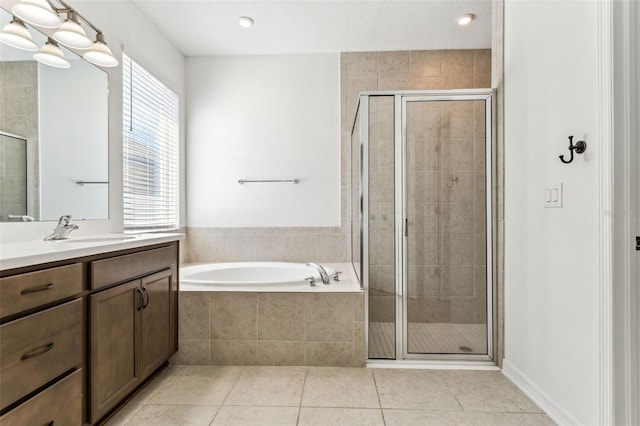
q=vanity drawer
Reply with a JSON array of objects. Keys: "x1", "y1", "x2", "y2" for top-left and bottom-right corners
[
  {"x1": 0, "y1": 299, "x2": 83, "y2": 410},
  {"x1": 0, "y1": 369, "x2": 82, "y2": 426},
  {"x1": 0, "y1": 263, "x2": 83, "y2": 319},
  {"x1": 91, "y1": 244, "x2": 177, "y2": 290}
]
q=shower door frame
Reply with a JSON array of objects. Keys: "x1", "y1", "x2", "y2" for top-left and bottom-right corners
[
  {"x1": 398, "y1": 91, "x2": 495, "y2": 362},
  {"x1": 356, "y1": 89, "x2": 496, "y2": 365}
]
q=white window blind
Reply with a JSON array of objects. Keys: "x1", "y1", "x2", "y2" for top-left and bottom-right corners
[{"x1": 123, "y1": 53, "x2": 179, "y2": 231}]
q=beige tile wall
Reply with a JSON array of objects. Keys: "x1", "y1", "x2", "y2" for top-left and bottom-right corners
[
  {"x1": 173, "y1": 291, "x2": 365, "y2": 367},
  {"x1": 186, "y1": 227, "x2": 350, "y2": 264},
  {"x1": 0, "y1": 61, "x2": 40, "y2": 220},
  {"x1": 348, "y1": 50, "x2": 492, "y2": 324}
]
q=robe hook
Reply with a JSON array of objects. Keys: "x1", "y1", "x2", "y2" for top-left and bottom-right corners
[{"x1": 559, "y1": 136, "x2": 587, "y2": 164}]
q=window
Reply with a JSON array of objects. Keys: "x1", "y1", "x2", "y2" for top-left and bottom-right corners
[{"x1": 123, "y1": 53, "x2": 179, "y2": 231}]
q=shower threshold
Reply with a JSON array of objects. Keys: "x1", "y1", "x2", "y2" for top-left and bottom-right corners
[{"x1": 369, "y1": 321, "x2": 487, "y2": 359}]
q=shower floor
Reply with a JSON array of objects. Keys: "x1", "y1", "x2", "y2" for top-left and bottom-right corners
[{"x1": 369, "y1": 321, "x2": 487, "y2": 359}]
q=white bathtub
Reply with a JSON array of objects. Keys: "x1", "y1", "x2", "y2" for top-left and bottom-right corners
[{"x1": 180, "y1": 262, "x2": 361, "y2": 292}]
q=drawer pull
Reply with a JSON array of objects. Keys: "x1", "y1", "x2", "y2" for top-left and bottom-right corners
[
  {"x1": 136, "y1": 287, "x2": 144, "y2": 311},
  {"x1": 142, "y1": 286, "x2": 150, "y2": 309},
  {"x1": 20, "y1": 283, "x2": 54, "y2": 295},
  {"x1": 20, "y1": 342, "x2": 54, "y2": 360}
]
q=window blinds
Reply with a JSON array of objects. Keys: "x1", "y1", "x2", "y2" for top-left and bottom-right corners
[{"x1": 122, "y1": 53, "x2": 179, "y2": 230}]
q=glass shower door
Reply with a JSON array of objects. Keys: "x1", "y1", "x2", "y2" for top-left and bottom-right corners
[
  {"x1": 367, "y1": 95, "x2": 396, "y2": 359},
  {"x1": 404, "y1": 97, "x2": 490, "y2": 356}
]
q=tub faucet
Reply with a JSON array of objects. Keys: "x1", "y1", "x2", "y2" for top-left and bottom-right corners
[
  {"x1": 44, "y1": 215, "x2": 79, "y2": 241},
  {"x1": 306, "y1": 263, "x2": 330, "y2": 285}
]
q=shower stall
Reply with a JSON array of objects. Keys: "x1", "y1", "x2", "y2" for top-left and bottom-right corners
[{"x1": 350, "y1": 90, "x2": 495, "y2": 364}]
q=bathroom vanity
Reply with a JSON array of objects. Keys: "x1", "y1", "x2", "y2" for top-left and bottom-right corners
[{"x1": 0, "y1": 233, "x2": 183, "y2": 425}]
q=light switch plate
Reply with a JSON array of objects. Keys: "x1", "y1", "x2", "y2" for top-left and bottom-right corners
[{"x1": 544, "y1": 183, "x2": 563, "y2": 208}]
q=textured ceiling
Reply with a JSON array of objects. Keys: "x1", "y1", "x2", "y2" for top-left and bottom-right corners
[{"x1": 130, "y1": 0, "x2": 492, "y2": 56}]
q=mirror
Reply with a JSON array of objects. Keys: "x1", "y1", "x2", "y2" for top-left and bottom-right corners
[{"x1": 0, "y1": 8, "x2": 109, "y2": 222}]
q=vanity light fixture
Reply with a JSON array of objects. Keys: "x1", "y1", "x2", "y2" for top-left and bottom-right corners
[
  {"x1": 12, "y1": 0, "x2": 63, "y2": 29},
  {"x1": 0, "y1": 17, "x2": 39, "y2": 51},
  {"x1": 8, "y1": 0, "x2": 119, "y2": 68},
  {"x1": 33, "y1": 37, "x2": 70, "y2": 68},
  {"x1": 456, "y1": 13, "x2": 475, "y2": 26},
  {"x1": 238, "y1": 16, "x2": 254, "y2": 28},
  {"x1": 83, "y1": 33, "x2": 119, "y2": 67},
  {"x1": 53, "y1": 10, "x2": 92, "y2": 49}
]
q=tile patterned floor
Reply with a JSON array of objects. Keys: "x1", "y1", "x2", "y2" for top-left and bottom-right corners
[
  {"x1": 369, "y1": 322, "x2": 488, "y2": 359},
  {"x1": 105, "y1": 365, "x2": 556, "y2": 426}
]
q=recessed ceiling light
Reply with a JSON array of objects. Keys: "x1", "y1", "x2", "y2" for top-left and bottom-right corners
[
  {"x1": 456, "y1": 13, "x2": 475, "y2": 26},
  {"x1": 238, "y1": 16, "x2": 254, "y2": 28}
]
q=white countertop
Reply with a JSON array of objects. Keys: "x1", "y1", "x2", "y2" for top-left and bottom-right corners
[{"x1": 0, "y1": 233, "x2": 185, "y2": 271}]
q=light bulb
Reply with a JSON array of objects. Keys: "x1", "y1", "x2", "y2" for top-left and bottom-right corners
[
  {"x1": 0, "y1": 18, "x2": 38, "y2": 51},
  {"x1": 53, "y1": 12, "x2": 93, "y2": 50},
  {"x1": 12, "y1": 0, "x2": 62, "y2": 29},
  {"x1": 238, "y1": 16, "x2": 254, "y2": 28},
  {"x1": 456, "y1": 14, "x2": 475, "y2": 26},
  {"x1": 83, "y1": 34, "x2": 119, "y2": 67},
  {"x1": 33, "y1": 38, "x2": 70, "y2": 68}
]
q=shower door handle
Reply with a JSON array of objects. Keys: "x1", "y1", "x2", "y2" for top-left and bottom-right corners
[{"x1": 405, "y1": 218, "x2": 408, "y2": 237}]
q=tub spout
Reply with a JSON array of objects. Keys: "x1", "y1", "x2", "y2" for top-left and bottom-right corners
[{"x1": 306, "y1": 263, "x2": 330, "y2": 285}]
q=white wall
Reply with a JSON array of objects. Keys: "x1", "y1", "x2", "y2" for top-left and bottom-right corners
[
  {"x1": 612, "y1": 1, "x2": 640, "y2": 424},
  {"x1": 39, "y1": 61, "x2": 108, "y2": 221},
  {"x1": 186, "y1": 54, "x2": 340, "y2": 228},
  {"x1": 0, "y1": 0, "x2": 186, "y2": 241},
  {"x1": 503, "y1": 1, "x2": 601, "y2": 424}
]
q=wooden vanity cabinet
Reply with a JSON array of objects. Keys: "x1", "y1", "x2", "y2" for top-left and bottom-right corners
[
  {"x1": 0, "y1": 263, "x2": 84, "y2": 426},
  {"x1": 88, "y1": 245, "x2": 178, "y2": 424},
  {"x1": 0, "y1": 239, "x2": 180, "y2": 426}
]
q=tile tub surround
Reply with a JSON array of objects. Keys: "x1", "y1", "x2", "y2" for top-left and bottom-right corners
[
  {"x1": 105, "y1": 365, "x2": 554, "y2": 426},
  {"x1": 185, "y1": 227, "x2": 350, "y2": 264},
  {"x1": 173, "y1": 264, "x2": 365, "y2": 367}
]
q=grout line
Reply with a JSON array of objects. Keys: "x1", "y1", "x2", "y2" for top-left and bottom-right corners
[
  {"x1": 453, "y1": 395, "x2": 465, "y2": 411},
  {"x1": 371, "y1": 369, "x2": 387, "y2": 425},
  {"x1": 217, "y1": 365, "x2": 244, "y2": 409},
  {"x1": 114, "y1": 365, "x2": 183, "y2": 425},
  {"x1": 255, "y1": 294, "x2": 259, "y2": 363},
  {"x1": 296, "y1": 368, "x2": 309, "y2": 425},
  {"x1": 208, "y1": 293, "x2": 213, "y2": 363},
  {"x1": 206, "y1": 405, "x2": 222, "y2": 426}
]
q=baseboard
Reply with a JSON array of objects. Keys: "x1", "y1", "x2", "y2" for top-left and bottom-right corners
[{"x1": 502, "y1": 358, "x2": 583, "y2": 426}]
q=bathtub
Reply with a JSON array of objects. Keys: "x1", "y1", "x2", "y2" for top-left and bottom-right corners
[
  {"x1": 176, "y1": 262, "x2": 364, "y2": 367},
  {"x1": 180, "y1": 261, "x2": 361, "y2": 292}
]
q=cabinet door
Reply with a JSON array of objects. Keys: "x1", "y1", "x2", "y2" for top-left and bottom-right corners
[
  {"x1": 139, "y1": 268, "x2": 175, "y2": 380},
  {"x1": 89, "y1": 280, "x2": 141, "y2": 423}
]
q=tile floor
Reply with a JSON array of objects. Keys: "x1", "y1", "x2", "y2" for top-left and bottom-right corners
[{"x1": 106, "y1": 365, "x2": 555, "y2": 426}]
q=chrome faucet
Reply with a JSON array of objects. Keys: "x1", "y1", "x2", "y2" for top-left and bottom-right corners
[
  {"x1": 44, "y1": 215, "x2": 79, "y2": 241},
  {"x1": 306, "y1": 263, "x2": 330, "y2": 285}
]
